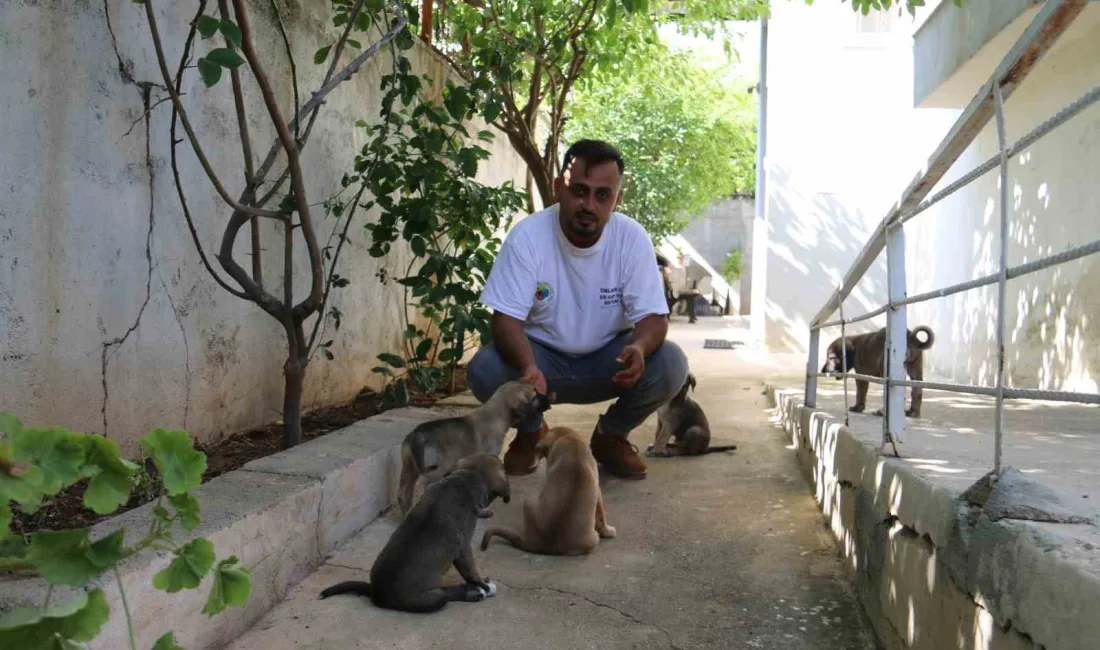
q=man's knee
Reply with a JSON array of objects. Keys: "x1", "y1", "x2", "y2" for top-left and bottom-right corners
[
  {"x1": 642, "y1": 340, "x2": 689, "y2": 402},
  {"x1": 466, "y1": 344, "x2": 514, "y2": 403}
]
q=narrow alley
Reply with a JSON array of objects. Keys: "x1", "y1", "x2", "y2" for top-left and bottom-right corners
[{"x1": 227, "y1": 319, "x2": 877, "y2": 650}]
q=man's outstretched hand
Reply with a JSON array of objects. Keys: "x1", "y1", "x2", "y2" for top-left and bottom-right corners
[
  {"x1": 613, "y1": 343, "x2": 645, "y2": 389},
  {"x1": 519, "y1": 363, "x2": 548, "y2": 396}
]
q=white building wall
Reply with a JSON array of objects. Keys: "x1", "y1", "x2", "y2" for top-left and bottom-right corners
[
  {"x1": 762, "y1": 1, "x2": 959, "y2": 352},
  {"x1": 908, "y1": 11, "x2": 1100, "y2": 392}
]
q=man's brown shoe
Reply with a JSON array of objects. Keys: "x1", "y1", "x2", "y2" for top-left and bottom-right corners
[
  {"x1": 503, "y1": 422, "x2": 547, "y2": 476},
  {"x1": 590, "y1": 427, "x2": 647, "y2": 480}
]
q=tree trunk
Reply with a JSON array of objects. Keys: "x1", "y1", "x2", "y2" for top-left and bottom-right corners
[
  {"x1": 283, "y1": 354, "x2": 305, "y2": 448},
  {"x1": 504, "y1": 129, "x2": 556, "y2": 210},
  {"x1": 533, "y1": 166, "x2": 555, "y2": 209}
]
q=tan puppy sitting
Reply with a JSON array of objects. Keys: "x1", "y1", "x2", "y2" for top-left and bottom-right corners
[{"x1": 480, "y1": 426, "x2": 615, "y2": 556}]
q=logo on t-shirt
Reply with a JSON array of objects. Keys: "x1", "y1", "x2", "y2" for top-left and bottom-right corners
[{"x1": 535, "y1": 282, "x2": 552, "y2": 302}]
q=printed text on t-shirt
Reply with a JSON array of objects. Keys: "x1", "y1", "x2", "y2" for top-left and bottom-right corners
[{"x1": 600, "y1": 286, "x2": 622, "y2": 308}]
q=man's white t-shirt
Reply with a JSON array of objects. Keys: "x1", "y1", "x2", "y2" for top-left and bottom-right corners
[{"x1": 479, "y1": 204, "x2": 669, "y2": 355}]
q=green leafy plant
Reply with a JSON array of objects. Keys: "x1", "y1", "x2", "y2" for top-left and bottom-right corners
[
  {"x1": 807, "y1": 0, "x2": 962, "y2": 17},
  {"x1": 347, "y1": 53, "x2": 526, "y2": 405},
  {"x1": 567, "y1": 45, "x2": 755, "y2": 241},
  {"x1": 431, "y1": 0, "x2": 769, "y2": 210},
  {"x1": 721, "y1": 248, "x2": 744, "y2": 283},
  {"x1": 0, "y1": 414, "x2": 250, "y2": 649}
]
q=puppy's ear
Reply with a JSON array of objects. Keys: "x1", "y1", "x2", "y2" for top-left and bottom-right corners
[{"x1": 687, "y1": 373, "x2": 697, "y2": 392}]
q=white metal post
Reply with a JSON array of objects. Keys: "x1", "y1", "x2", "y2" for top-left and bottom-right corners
[
  {"x1": 885, "y1": 222, "x2": 908, "y2": 447},
  {"x1": 805, "y1": 328, "x2": 819, "y2": 408},
  {"x1": 840, "y1": 302, "x2": 850, "y2": 426},
  {"x1": 993, "y1": 82, "x2": 1010, "y2": 474}
]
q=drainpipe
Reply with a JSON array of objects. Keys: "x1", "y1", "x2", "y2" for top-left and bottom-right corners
[{"x1": 749, "y1": 15, "x2": 769, "y2": 343}]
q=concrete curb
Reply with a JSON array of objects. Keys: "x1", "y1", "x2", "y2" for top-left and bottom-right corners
[
  {"x1": 0, "y1": 405, "x2": 471, "y2": 650},
  {"x1": 767, "y1": 385, "x2": 1100, "y2": 650}
]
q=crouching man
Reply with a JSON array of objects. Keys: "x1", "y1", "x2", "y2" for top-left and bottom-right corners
[{"x1": 467, "y1": 139, "x2": 688, "y2": 481}]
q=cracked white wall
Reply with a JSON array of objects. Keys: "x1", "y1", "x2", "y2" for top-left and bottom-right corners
[{"x1": 0, "y1": 1, "x2": 528, "y2": 454}]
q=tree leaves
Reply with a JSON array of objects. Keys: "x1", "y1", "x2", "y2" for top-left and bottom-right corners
[
  {"x1": 0, "y1": 589, "x2": 110, "y2": 649},
  {"x1": 202, "y1": 556, "x2": 252, "y2": 616},
  {"x1": 194, "y1": 15, "x2": 244, "y2": 89},
  {"x1": 196, "y1": 16, "x2": 221, "y2": 40},
  {"x1": 566, "y1": 45, "x2": 756, "y2": 242},
  {"x1": 218, "y1": 19, "x2": 243, "y2": 48},
  {"x1": 153, "y1": 632, "x2": 186, "y2": 650},
  {"x1": 197, "y1": 58, "x2": 222, "y2": 87},
  {"x1": 140, "y1": 429, "x2": 206, "y2": 497},
  {"x1": 314, "y1": 45, "x2": 332, "y2": 65},
  {"x1": 153, "y1": 538, "x2": 215, "y2": 593},
  {"x1": 376, "y1": 353, "x2": 405, "y2": 369},
  {"x1": 206, "y1": 48, "x2": 245, "y2": 69}
]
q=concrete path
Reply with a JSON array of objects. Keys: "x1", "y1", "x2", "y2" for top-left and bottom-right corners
[{"x1": 227, "y1": 319, "x2": 877, "y2": 650}]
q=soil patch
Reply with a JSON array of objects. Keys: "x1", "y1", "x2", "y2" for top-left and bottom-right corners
[{"x1": 10, "y1": 369, "x2": 468, "y2": 535}]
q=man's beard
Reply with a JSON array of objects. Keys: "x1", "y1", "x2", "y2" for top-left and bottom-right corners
[{"x1": 568, "y1": 211, "x2": 600, "y2": 238}]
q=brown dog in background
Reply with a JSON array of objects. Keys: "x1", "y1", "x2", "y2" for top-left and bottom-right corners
[
  {"x1": 820, "y1": 325, "x2": 935, "y2": 418},
  {"x1": 480, "y1": 427, "x2": 615, "y2": 556}
]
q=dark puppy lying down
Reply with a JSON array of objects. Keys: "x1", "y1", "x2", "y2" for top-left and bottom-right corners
[
  {"x1": 820, "y1": 325, "x2": 934, "y2": 418},
  {"x1": 319, "y1": 453, "x2": 510, "y2": 613}
]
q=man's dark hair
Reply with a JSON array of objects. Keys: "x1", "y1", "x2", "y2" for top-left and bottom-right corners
[{"x1": 561, "y1": 139, "x2": 625, "y2": 177}]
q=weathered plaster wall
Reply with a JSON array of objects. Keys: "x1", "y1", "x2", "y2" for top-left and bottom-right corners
[{"x1": 0, "y1": 0, "x2": 528, "y2": 454}]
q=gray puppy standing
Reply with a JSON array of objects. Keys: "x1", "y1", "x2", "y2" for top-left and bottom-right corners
[
  {"x1": 319, "y1": 453, "x2": 510, "y2": 613},
  {"x1": 647, "y1": 373, "x2": 737, "y2": 457},
  {"x1": 397, "y1": 380, "x2": 550, "y2": 516}
]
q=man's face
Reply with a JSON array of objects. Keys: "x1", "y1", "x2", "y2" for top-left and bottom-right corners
[{"x1": 555, "y1": 158, "x2": 624, "y2": 248}]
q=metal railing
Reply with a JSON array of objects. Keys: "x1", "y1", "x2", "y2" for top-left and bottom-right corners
[{"x1": 803, "y1": 0, "x2": 1100, "y2": 472}]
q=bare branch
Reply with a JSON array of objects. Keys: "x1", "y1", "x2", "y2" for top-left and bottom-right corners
[
  {"x1": 253, "y1": 3, "x2": 409, "y2": 187},
  {"x1": 168, "y1": 0, "x2": 250, "y2": 301},
  {"x1": 306, "y1": 182, "x2": 369, "y2": 356},
  {"x1": 123, "y1": 95, "x2": 173, "y2": 137},
  {"x1": 267, "y1": 0, "x2": 301, "y2": 142},
  {"x1": 218, "y1": 0, "x2": 263, "y2": 288},
  {"x1": 232, "y1": 0, "x2": 324, "y2": 317},
  {"x1": 141, "y1": 0, "x2": 287, "y2": 221}
]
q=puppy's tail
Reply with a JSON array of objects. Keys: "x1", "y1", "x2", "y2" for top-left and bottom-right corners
[
  {"x1": 704, "y1": 444, "x2": 738, "y2": 454},
  {"x1": 912, "y1": 326, "x2": 935, "y2": 350},
  {"x1": 319, "y1": 581, "x2": 372, "y2": 599},
  {"x1": 481, "y1": 526, "x2": 526, "y2": 552}
]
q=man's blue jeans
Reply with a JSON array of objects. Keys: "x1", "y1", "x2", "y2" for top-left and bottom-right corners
[{"x1": 466, "y1": 331, "x2": 690, "y2": 439}]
